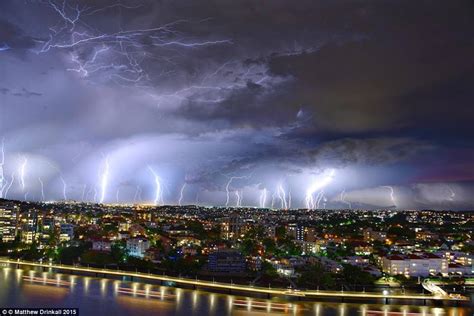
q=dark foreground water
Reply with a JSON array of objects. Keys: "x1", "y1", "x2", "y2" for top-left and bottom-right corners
[{"x1": 0, "y1": 265, "x2": 471, "y2": 316}]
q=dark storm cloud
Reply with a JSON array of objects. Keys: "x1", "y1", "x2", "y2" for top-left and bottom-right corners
[
  {"x1": 8, "y1": 88, "x2": 42, "y2": 98},
  {"x1": 0, "y1": 20, "x2": 36, "y2": 52},
  {"x1": 303, "y1": 138, "x2": 434, "y2": 167},
  {"x1": 0, "y1": 0, "x2": 473, "y2": 209}
]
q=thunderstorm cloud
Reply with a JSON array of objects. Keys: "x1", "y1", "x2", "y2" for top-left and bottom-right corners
[{"x1": 0, "y1": 0, "x2": 473, "y2": 209}]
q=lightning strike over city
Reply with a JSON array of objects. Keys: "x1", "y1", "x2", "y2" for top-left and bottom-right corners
[
  {"x1": 18, "y1": 156, "x2": 28, "y2": 192},
  {"x1": 148, "y1": 166, "x2": 163, "y2": 206},
  {"x1": 259, "y1": 188, "x2": 267, "y2": 208},
  {"x1": 0, "y1": 1, "x2": 473, "y2": 313},
  {"x1": 0, "y1": 138, "x2": 5, "y2": 198},
  {"x1": 178, "y1": 183, "x2": 186, "y2": 206},
  {"x1": 305, "y1": 169, "x2": 335, "y2": 210},
  {"x1": 99, "y1": 156, "x2": 110, "y2": 204}
]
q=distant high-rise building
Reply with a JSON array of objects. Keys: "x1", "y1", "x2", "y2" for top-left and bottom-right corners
[
  {"x1": 289, "y1": 223, "x2": 316, "y2": 242},
  {"x1": 21, "y1": 210, "x2": 39, "y2": 244},
  {"x1": 60, "y1": 224, "x2": 74, "y2": 242},
  {"x1": 0, "y1": 203, "x2": 19, "y2": 242},
  {"x1": 221, "y1": 213, "x2": 243, "y2": 240}
]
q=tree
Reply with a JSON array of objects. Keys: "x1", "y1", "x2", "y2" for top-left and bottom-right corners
[
  {"x1": 341, "y1": 264, "x2": 375, "y2": 288},
  {"x1": 111, "y1": 241, "x2": 128, "y2": 263},
  {"x1": 297, "y1": 263, "x2": 335, "y2": 290},
  {"x1": 187, "y1": 221, "x2": 206, "y2": 239},
  {"x1": 261, "y1": 261, "x2": 278, "y2": 278},
  {"x1": 276, "y1": 226, "x2": 286, "y2": 240},
  {"x1": 262, "y1": 238, "x2": 276, "y2": 255},
  {"x1": 240, "y1": 238, "x2": 258, "y2": 256},
  {"x1": 58, "y1": 243, "x2": 90, "y2": 264},
  {"x1": 81, "y1": 250, "x2": 115, "y2": 266}
]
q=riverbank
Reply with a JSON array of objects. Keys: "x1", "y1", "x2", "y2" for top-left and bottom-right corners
[{"x1": 0, "y1": 258, "x2": 469, "y2": 306}]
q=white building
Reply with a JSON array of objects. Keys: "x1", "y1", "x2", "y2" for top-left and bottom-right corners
[
  {"x1": 382, "y1": 253, "x2": 448, "y2": 277},
  {"x1": 92, "y1": 239, "x2": 112, "y2": 252},
  {"x1": 126, "y1": 237, "x2": 150, "y2": 258}
]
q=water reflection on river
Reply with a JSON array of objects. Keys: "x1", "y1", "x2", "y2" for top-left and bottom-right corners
[{"x1": 0, "y1": 266, "x2": 471, "y2": 316}]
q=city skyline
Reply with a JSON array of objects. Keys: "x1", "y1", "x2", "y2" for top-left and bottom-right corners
[{"x1": 1, "y1": 1, "x2": 474, "y2": 210}]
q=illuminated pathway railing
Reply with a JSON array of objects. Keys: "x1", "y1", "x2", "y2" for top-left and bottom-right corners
[{"x1": 0, "y1": 259, "x2": 468, "y2": 303}]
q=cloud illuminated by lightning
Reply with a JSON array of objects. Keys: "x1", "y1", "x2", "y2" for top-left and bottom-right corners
[
  {"x1": 36, "y1": 1, "x2": 232, "y2": 86},
  {"x1": 447, "y1": 186, "x2": 455, "y2": 201}
]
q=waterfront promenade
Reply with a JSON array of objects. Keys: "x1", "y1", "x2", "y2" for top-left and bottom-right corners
[{"x1": 0, "y1": 258, "x2": 468, "y2": 304}]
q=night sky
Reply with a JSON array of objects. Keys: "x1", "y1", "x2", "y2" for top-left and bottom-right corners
[{"x1": 1, "y1": 1, "x2": 473, "y2": 210}]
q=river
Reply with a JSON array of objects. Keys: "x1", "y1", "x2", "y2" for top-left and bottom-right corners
[{"x1": 0, "y1": 265, "x2": 471, "y2": 316}]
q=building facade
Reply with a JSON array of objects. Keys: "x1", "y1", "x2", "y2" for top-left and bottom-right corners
[{"x1": 382, "y1": 253, "x2": 448, "y2": 277}]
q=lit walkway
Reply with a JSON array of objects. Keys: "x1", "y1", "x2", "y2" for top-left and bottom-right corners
[{"x1": 0, "y1": 259, "x2": 468, "y2": 302}]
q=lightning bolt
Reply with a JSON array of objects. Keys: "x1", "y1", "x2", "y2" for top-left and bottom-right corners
[
  {"x1": 178, "y1": 183, "x2": 187, "y2": 206},
  {"x1": 305, "y1": 169, "x2": 335, "y2": 210},
  {"x1": 4, "y1": 173, "x2": 15, "y2": 198},
  {"x1": 43, "y1": 161, "x2": 70, "y2": 201},
  {"x1": 382, "y1": 186, "x2": 396, "y2": 208},
  {"x1": 276, "y1": 183, "x2": 288, "y2": 209},
  {"x1": 0, "y1": 138, "x2": 5, "y2": 198},
  {"x1": 148, "y1": 166, "x2": 163, "y2": 206},
  {"x1": 447, "y1": 186, "x2": 455, "y2": 201},
  {"x1": 36, "y1": 1, "x2": 232, "y2": 86},
  {"x1": 259, "y1": 188, "x2": 267, "y2": 208},
  {"x1": 288, "y1": 190, "x2": 292, "y2": 210},
  {"x1": 38, "y1": 177, "x2": 45, "y2": 201},
  {"x1": 195, "y1": 190, "x2": 199, "y2": 205},
  {"x1": 133, "y1": 185, "x2": 142, "y2": 203},
  {"x1": 93, "y1": 186, "x2": 98, "y2": 203},
  {"x1": 19, "y1": 156, "x2": 28, "y2": 191},
  {"x1": 235, "y1": 190, "x2": 242, "y2": 207},
  {"x1": 0, "y1": 43, "x2": 10, "y2": 51},
  {"x1": 340, "y1": 189, "x2": 352, "y2": 209},
  {"x1": 116, "y1": 187, "x2": 120, "y2": 203},
  {"x1": 150, "y1": 39, "x2": 232, "y2": 48},
  {"x1": 60, "y1": 175, "x2": 68, "y2": 200},
  {"x1": 316, "y1": 190, "x2": 325, "y2": 209},
  {"x1": 224, "y1": 175, "x2": 250, "y2": 207},
  {"x1": 99, "y1": 155, "x2": 110, "y2": 204},
  {"x1": 81, "y1": 184, "x2": 87, "y2": 201}
]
